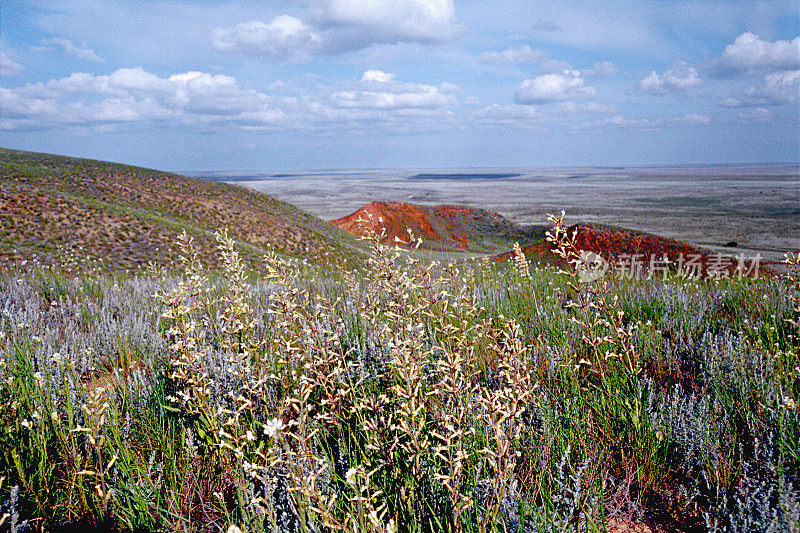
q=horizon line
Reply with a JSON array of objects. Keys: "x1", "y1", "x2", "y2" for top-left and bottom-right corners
[{"x1": 182, "y1": 161, "x2": 800, "y2": 176}]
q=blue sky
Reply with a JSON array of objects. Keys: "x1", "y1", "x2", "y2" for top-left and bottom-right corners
[{"x1": 0, "y1": 0, "x2": 798, "y2": 171}]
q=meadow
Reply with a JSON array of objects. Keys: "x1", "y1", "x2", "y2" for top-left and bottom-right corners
[{"x1": 1, "y1": 214, "x2": 798, "y2": 533}]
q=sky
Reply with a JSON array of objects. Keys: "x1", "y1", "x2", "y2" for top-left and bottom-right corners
[{"x1": 0, "y1": 0, "x2": 798, "y2": 171}]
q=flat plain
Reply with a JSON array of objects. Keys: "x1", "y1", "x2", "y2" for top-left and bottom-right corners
[{"x1": 208, "y1": 165, "x2": 799, "y2": 263}]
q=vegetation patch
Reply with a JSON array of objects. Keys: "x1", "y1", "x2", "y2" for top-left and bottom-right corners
[{"x1": 0, "y1": 219, "x2": 797, "y2": 532}]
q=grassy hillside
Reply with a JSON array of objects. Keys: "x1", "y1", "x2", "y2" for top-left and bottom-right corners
[{"x1": 0, "y1": 148, "x2": 363, "y2": 270}]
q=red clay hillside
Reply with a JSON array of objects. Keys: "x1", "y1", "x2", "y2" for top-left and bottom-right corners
[
  {"x1": 331, "y1": 200, "x2": 540, "y2": 253},
  {"x1": 495, "y1": 223, "x2": 748, "y2": 277}
]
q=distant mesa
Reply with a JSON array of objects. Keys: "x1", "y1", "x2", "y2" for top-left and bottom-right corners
[{"x1": 330, "y1": 200, "x2": 540, "y2": 253}]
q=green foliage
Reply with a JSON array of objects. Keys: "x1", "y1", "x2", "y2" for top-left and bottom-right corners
[{"x1": 0, "y1": 236, "x2": 798, "y2": 532}]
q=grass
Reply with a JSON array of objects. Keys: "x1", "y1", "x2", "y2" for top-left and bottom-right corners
[
  {"x1": 0, "y1": 218, "x2": 798, "y2": 532},
  {"x1": 0, "y1": 148, "x2": 364, "y2": 272}
]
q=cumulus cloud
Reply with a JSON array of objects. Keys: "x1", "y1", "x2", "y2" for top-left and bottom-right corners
[
  {"x1": 318, "y1": 0, "x2": 456, "y2": 42},
  {"x1": 640, "y1": 61, "x2": 702, "y2": 95},
  {"x1": 748, "y1": 70, "x2": 800, "y2": 104},
  {"x1": 35, "y1": 38, "x2": 105, "y2": 62},
  {"x1": 329, "y1": 69, "x2": 457, "y2": 110},
  {"x1": 711, "y1": 33, "x2": 799, "y2": 108},
  {"x1": 0, "y1": 51, "x2": 22, "y2": 75},
  {"x1": 721, "y1": 69, "x2": 800, "y2": 107},
  {"x1": 362, "y1": 69, "x2": 394, "y2": 83},
  {"x1": 212, "y1": 16, "x2": 322, "y2": 62},
  {"x1": 213, "y1": 0, "x2": 457, "y2": 61},
  {"x1": 516, "y1": 70, "x2": 596, "y2": 104},
  {"x1": 0, "y1": 67, "x2": 284, "y2": 130},
  {"x1": 581, "y1": 61, "x2": 618, "y2": 79},
  {"x1": 710, "y1": 32, "x2": 800, "y2": 77},
  {"x1": 480, "y1": 45, "x2": 548, "y2": 66}
]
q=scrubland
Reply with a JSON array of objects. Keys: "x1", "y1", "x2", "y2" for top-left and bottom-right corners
[{"x1": 0, "y1": 216, "x2": 798, "y2": 532}]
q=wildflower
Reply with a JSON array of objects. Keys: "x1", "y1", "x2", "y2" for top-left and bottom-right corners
[
  {"x1": 345, "y1": 467, "x2": 357, "y2": 486},
  {"x1": 369, "y1": 510, "x2": 380, "y2": 524},
  {"x1": 783, "y1": 396, "x2": 797, "y2": 410},
  {"x1": 386, "y1": 519, "x2": 398, "y2": 533},
  {"x1": 227, "y1": 526, "x2": 243, "y2": 533},
  {"x1": 263, "y1": 417, "x2": 285, "y2": 438},
  {"x1": 246, "y1": 430, "x2": 255, "y2": 442}
]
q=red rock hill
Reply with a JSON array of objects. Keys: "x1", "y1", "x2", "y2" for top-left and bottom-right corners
[
  {"x1": 330, "y1": 201, "x2": 540, "y2": 252},
  {"x1": 495, "y1": 223, "x2": 747, "y2": 277}
]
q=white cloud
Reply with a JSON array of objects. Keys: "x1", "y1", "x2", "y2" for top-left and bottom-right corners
[
  {"x1": 212, "y1": 16, "x2": 322, "y2": 62},
  {"x1": 681, "y1": 113, "x2": 711, "y2": 124},
  {"x1": 710, "y1": 32, "x2": 800, "y2": 76},
  {"x1": 723, "y1": 69, "x2": 800, "y2": 107},
  {"x1": 736, "y1": 107, "x2": 772, "y2": 123},
  {"x1": 480, "y1": 45, "x2": 548, "y2": 66},
  {"x1": 0, "y1": 51, "x2": 22, "y2": 75},
  {"x1": 516, "y1": 70, "x2": 595, "y2": 104},
  {"x1": 748, "y1": 70, "x2": 800, "y2": 104},
  {"x1": 36, "y1": 37, "x2": 105, "y2": 62},
  {"x1": 589, "y1": 115, "x2": 656, "y2": 128},
  {"x1": 362, "y1": 69, "x2": 394, "y2": 83},
  {"x1": 1, "y1": 66, "x2": 461, "y2": 133},
  {"x1": 720, "y1": 97, "x2": 743, "y2": 108},
  {"x1": 329, "y1": 70, "x2": 457, "y2": 110},
  {"x1": 472, "y1": 104, "x2": 538, "y2": 127},
  {"x1": 640, "y1": 61, "x2": 702, "y2": 95},
  {"x1": 0, "y1": 67, "x2": 284, "y2": 130},
  {"x1": 581, "y1": 61, "x2": 618, "y2": 79},
  {"x1": 213, "y1": 0, "x2": 457, "y2": 61},
  {"x1": 472, "y1": 97, "x2": 614, "y2": 130},
  {"x1": 319, "y1": 0, "x2": 456, "y2": 42}
]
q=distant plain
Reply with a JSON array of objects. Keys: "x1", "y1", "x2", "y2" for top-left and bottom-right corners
[{"x1": 195, "y1": 165, "x2": 800, "y2": 262}]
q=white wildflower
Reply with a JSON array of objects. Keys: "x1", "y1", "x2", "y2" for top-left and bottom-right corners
[
  {"x1": 263, "y1": 417, "x2": 285, "y2": 438},
  {"x1": 345, "y1": 467, "x2": 357, "y2": 486}
]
